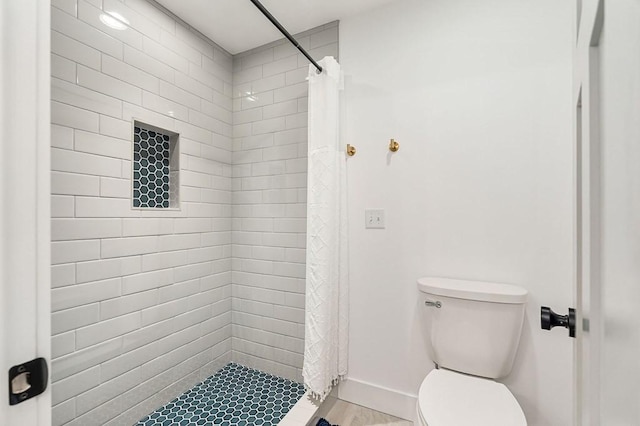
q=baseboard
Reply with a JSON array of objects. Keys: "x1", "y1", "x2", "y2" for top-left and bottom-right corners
[{"x1": 337, "y1": 377, "x2": 418, "y2": 423}]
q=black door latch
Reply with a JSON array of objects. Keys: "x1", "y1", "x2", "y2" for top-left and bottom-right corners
[{"x1": 8, "y1": 357, "x2": 48, "y2": 405}]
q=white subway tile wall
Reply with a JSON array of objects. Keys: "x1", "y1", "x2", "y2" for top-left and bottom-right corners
[
  {"x1": 51, "y1": 0, "x2": 338, "y2": 422},
  {"x1": 50, "y1": 0, "x2": 233, "y2": 424},
  {"x1": 230, "y1": 22, "x2": 339, "y2": 382}
]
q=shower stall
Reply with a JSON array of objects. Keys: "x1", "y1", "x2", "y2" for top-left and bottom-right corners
[{"x1": 47, "y1": 0, "x2": 338, "y2": 424}]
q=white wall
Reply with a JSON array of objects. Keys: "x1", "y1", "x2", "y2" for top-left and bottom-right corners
[
  {"x1": 230, "y1": 23, "x2": 338, "y2": 382},
  {"x1": 50, "y1": 1, "x2": 233, "y2": 424},
  {"x1": 339, "y1": 0, "x2": 574, "y2": 424},
  {"x1": 599, "y1": 1, "x2": 640, "y2": 423}
]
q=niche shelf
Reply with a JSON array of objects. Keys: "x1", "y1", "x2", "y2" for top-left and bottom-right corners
[{"x1": 132, "y1": 121, "x2": 180, "y2": 209}]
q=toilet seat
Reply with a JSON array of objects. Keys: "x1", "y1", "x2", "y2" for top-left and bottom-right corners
[{"x1": 417, "y1": 369, "x2": 527, "y2": 426}]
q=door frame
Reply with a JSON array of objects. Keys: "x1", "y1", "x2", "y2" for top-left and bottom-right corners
[
  {"x1": 0, "y1": 0, "x2": 51, "y2": 425},
  {"x1": 573, "y1": 1, "x2": 604, "y2": 425}
]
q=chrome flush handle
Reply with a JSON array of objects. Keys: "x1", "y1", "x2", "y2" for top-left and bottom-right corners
[{"x1": 424, "y1": 300, "x2": 442, "y2": 308}]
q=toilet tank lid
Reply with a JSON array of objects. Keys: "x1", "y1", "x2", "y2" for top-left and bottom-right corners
[{"x1": 417, "y1": 276, "x2": 528, "y2": 304}]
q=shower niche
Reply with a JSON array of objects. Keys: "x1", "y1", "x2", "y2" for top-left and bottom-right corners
[{"x1": 132, "y1": 121, "x2": 180, "y2": 209}]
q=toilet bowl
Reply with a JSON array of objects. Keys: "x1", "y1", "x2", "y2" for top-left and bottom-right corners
[
  {"x1": 416, "y1": 277, "x2": 528, "y2": 426},
  {"x1": 416, "y1": 369, "x2": 526, "y2": 426}
]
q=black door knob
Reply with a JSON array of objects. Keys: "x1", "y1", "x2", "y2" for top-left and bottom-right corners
[{"x1": 541, "y1": 306, "x2": 576, "y2": 338}]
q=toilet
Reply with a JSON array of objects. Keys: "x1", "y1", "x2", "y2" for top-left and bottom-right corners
[{"x1": 416, "y1": 277, "x2": 528, "y2": 426}]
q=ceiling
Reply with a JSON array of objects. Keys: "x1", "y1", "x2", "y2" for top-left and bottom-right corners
[{"x1": 154, "y1": 0, "x2": 399, "y2": 54}]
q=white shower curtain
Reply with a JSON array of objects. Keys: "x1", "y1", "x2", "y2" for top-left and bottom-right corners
[{"x1": 303, "y1": 56, "x2": 349, "y2": 401}]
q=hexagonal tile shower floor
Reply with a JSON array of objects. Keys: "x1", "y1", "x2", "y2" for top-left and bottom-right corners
[{"x1": 136, "y1": 363, "x2": 305, "y2": 426}]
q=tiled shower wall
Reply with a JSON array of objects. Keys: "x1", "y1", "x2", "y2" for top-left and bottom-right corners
[
  {"x1": 230, "y1": 22, "x2": 339, "y2": 382},
  {"x1": 50, "y1": 0, "x2": 233, "y2": 424},
  {"x1": 51, "y1": 0, "x2": 339, "y2": 421}
]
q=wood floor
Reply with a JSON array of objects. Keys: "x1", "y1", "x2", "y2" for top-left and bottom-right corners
[{"x1": 312, "y1": 398, "x2": 414, "y2": 426}]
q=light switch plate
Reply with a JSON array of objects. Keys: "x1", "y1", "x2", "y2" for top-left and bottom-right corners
[{"x1": 365, "y1": 209, "x2": 385, "y2": 229}]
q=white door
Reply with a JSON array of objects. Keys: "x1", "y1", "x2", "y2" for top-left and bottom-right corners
[
  {"x1": 0, "y1": 0, "x2": 51, "y2": 425},
  {"x1": 571, "y1": 0, "x2": 640, "y2": 424},
  {"x1": 596, "y1": 0, "x2": 640, "y2": 424}
]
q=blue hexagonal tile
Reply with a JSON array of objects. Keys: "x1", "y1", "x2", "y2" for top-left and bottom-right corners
[{"x1": 136, "y1": 363, "x2": 305, "y2": 426}]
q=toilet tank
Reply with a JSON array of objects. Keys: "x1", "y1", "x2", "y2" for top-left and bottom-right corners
[{"x1": 417, "y1": 277, "x2": 528, "y2": 379}]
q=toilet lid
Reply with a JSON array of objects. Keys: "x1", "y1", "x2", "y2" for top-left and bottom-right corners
[{"x1": 418, "y1": 369, "x2": 527, "y2": 426}]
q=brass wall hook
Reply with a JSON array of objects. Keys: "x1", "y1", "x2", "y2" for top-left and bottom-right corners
[
  {"x1": 389, "y1": 138, "x2": 400, "y2": 152},
  {"x1": 346, "y1": 144, "x2": 357, "y2": 156}
]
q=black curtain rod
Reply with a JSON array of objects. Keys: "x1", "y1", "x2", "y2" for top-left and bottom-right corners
[{"x1": 248, "y1": 0, "x2": 323, "y2": 73}]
